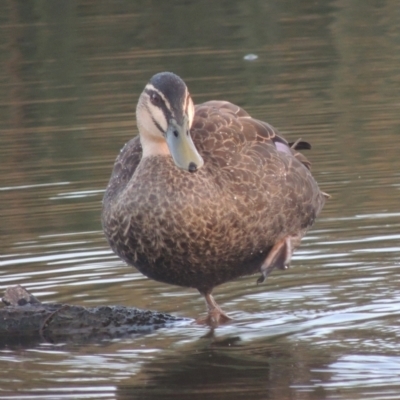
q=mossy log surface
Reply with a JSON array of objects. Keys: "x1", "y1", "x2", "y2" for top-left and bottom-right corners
[{"x1": 0, "y1": 286, "x2": 186, "y2": 343}]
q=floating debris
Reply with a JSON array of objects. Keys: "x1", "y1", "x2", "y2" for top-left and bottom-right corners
[{"x1": 243, "y1": 53, "x2": 258, "y2": 61}]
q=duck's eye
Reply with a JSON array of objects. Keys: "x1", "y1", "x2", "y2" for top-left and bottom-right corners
[{"x1": 150, "y1": 92, "x2": 162, "y2": 106}]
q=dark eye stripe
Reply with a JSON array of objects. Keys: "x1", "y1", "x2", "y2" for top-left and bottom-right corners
[{"x1": 145, "y1": 89, "x2": 172, "y2": 122}]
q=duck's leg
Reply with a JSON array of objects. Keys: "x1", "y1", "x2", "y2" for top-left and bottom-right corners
[
  {"x1": 257, "y1": 236, "x2": 294, "y2": 284},
  {"x1": 196, "y1": 291, "x2": 232, "y2": 327}
]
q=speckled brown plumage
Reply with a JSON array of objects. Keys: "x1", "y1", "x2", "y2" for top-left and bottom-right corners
[{"x1": 102, "y1": 96, "x2": 326, "y2": 321}]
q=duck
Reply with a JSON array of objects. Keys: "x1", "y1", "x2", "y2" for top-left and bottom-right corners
[{"x1": 102, "y1": 72, "x2": 328, "y2": 325}]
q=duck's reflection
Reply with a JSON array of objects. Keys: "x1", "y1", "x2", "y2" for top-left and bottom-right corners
[{"x1": 116, "y1": 332, "x2": 334, "y2": 400}]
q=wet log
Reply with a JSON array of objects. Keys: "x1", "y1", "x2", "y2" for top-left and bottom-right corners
[{"x1": 0, "y1": 286, "x2": 186, "y2": 344}]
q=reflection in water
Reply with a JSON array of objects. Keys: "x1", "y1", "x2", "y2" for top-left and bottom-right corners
[
  {"x1": 1, "y1": 0, "x2": 400, "y2": 399},
  {"x1": 118, "y1": 335, "x2": 334, "y2": 399}
]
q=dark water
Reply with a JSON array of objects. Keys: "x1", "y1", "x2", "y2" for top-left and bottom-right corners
[{"x1": 1, "y1": 1, "x2": 400, "y2": 399}]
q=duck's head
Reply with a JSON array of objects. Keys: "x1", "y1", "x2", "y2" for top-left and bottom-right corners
[{"x1": 136, "y1": 72, "x2": 204, "y2": 173}]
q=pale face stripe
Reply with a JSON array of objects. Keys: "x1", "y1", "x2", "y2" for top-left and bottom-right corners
[{"x1": 144, "y1": 102, "x2": 168, "y2": 133}]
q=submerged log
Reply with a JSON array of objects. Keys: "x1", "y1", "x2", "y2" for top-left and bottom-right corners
[{"x1": 0, "y1": 286, "x2": 186, "y2": 343}]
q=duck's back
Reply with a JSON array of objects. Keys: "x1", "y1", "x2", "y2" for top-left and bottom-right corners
[
  {"x1": 192, "y1": 100, "x2": 325, "y2": 228},
  {"x1": 102, "y1": 101, "x2": 325, "y2": 292}
]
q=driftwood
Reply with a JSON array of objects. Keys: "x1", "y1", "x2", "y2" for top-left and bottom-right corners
[{"x1": 0, "y1": 286, "x2": 186, "y2": 344}]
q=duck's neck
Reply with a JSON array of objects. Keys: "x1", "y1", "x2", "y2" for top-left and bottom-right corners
[{"x1": 140, "y1": 133, "x2": 170, "y2": 159}]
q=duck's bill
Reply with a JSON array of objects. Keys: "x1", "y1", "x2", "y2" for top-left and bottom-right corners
[{"x1": 165, "y1": 119, "x2": 204, "y2": 173}]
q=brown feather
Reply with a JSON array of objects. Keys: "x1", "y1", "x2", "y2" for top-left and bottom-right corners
[{"x1": 102, "y1": 100, "x2": 326, "y2": 295}]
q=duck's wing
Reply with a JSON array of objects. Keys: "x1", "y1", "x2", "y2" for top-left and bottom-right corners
[
  {"x1": 194, "y1": 101, "x2": 312, "y2": 170},
  {"x1": 102, "y1": 136, "x2": 142, "y2": 205}
]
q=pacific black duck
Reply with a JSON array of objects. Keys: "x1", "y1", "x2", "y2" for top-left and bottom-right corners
[{"x1": 102, "y1": 72, "x2": 328, "y2": 325}]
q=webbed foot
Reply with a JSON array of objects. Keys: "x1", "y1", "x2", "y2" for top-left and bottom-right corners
[
  {"x1": 196, "y1": 291, "x2": 233, "y2": 328},
  {"x1": 257, "y1": 236, "x2": 293, "y2": 284}
]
